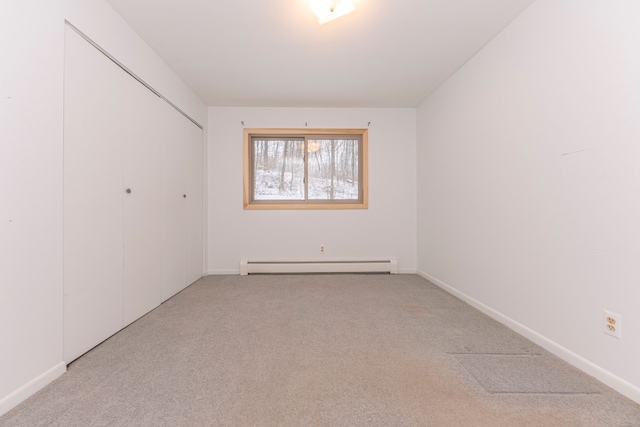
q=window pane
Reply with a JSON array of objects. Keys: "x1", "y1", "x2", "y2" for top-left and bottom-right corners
[
  {"x1": 252, "y1": 138, "x2": 305, "y2": 200},
  {"x1": 307, "y1": 139, "x2": 359, "y2": 200}
]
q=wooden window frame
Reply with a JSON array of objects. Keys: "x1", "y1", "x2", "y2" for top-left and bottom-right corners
[{"x1": 243, "y1": 128, "x2": 368, "y2": 210}]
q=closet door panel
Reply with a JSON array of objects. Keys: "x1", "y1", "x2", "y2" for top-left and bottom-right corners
[
  {"x1": 122, "y1": 74, "x2": 163, "y2": 326},
  {"x1": 185, "y1": 123, "x2": 203, "y2": 285},
  {"x1": 63, "y1": 28, "x2": 124, "y2": 362},
  {"x1": 161, "y1": 104, "x2": 187, "y2": 302}
]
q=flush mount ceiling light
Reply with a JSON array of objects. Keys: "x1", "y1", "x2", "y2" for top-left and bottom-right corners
[{"x1": 309, "y1": 0, "x2": 357, "y2": 25}]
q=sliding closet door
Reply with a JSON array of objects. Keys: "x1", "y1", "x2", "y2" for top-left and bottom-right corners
[
  {"x1": 122, "y1": 74, "x2": 163, "y2": 326},
  {"x1": 161, "y1": 104, "x2": 187, "y2": 301},
  {"x1": 63, "y1": 28, "x2": 124, "y2": 362},
  {"x1": 185, "y1": 123, "x2": 204, "y2": 285}
]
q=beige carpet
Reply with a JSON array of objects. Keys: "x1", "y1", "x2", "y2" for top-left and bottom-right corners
[{"x1": 2, "y1": 274, "x2": 639, "y2": 426}]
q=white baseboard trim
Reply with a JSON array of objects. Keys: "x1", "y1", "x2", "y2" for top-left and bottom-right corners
[
  {"x1": 0, "y1": 362, "x2": 66, "y2": 416},
  {"x1": 207, "y1": 269, "x2": 240, "y2": 275},
  {"x1": 417, "y1": 270, "x2": 640, "y2": 405}
]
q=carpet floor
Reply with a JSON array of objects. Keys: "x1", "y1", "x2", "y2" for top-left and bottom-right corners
[{"x1": 2, "y1": 274, "x2": 639, "y2": 426}]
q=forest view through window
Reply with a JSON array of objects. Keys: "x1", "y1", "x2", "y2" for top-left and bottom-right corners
[{"x1": 243, "y1": 129, "x2": 368, "y2": 209}]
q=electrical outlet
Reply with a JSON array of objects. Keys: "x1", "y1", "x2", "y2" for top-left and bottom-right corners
[
  {"x1": 320, "y1": 245, "x2": 325, "y2": 253},
  {"x1": 603, "y1": 310, "x2": 622, "y2": 339}
]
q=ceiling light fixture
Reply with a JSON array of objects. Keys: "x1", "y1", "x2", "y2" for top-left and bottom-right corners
[{"x1": 309, "y1": 0, "x2": 357, "y2": 25}]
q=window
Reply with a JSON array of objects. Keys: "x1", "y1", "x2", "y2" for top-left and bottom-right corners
[{"x1": 243, "y1": 128, "x2": 368, "y2": 209}]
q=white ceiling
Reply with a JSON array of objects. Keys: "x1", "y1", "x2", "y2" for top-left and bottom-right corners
[{"x1": 106, "y1": 0, "x2": 536, "y2": 107}]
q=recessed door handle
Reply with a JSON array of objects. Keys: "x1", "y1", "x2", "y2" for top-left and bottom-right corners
[{"x1": 126, "y1": 188, "x2": 132, "y2": 194}]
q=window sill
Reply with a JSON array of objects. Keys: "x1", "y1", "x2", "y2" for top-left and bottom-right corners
[{"x1": 244, "y1": 202, "x2": 368, "y2": 210}]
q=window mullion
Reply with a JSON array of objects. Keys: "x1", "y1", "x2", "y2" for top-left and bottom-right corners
[{"x1": 304, "y1": 136, "x2": 309, "y2": 202}]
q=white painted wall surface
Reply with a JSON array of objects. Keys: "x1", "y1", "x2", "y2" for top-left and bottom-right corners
[
  {"x1": 0, "y1": 1, "x2": 66, "y2": 414},
  {"x1": 208, "y1": 107, "x2": 417, "y2": 274},
  {"x1": 417, "y1": 0, "x2": 640, "y2": 403},
  {"x1": 0, "y1": 0, "x2": 206, "y2": 415}
]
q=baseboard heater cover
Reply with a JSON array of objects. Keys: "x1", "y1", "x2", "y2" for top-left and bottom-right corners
[{"x1": 240, "y1": 259, "x2": 398, "y2": 275}]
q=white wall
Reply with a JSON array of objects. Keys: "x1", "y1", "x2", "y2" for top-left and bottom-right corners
[
  {"x1": 208, "y1": 107, "x2": 417, "y2": 274},
  {"x1": 0, "y1": 0, "x2": 206, "y2": 415},
  {"x1": 417, "y1": 0, "x2": 640, "y2": 403}
]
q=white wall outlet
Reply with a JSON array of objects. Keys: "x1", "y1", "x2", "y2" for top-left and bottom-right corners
[
  {"x1": 320, "y1": 245, "x2": 325, "y2": 254},
  {"x1": 603, "y1": 310, "x2": 622, "y2": 339}
]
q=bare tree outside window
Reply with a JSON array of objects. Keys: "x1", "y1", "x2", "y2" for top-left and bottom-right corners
[
  {"x1": 252, "y1": 138, "x2": 304, "y2": 200},
  {"x1": 307, "y1": 139, "x2": 359, "y2": 200}
]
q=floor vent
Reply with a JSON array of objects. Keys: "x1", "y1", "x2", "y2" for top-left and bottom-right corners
[{"x1": 240, "y1": 259, "x2": 398, "y2": 275}]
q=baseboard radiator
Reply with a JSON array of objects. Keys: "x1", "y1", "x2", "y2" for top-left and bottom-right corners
[{"x1": 240, "y1": 259, "x2": 398, "y2": 275}]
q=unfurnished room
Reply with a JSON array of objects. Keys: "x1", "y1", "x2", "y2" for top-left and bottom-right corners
[{"x1": 1, "y1": 0, "x2": 640, "y2": 425}]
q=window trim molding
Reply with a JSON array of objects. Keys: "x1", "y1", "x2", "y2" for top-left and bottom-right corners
[{"x1": 243, "y1": 128, "x2": 368, "y2": 210}]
